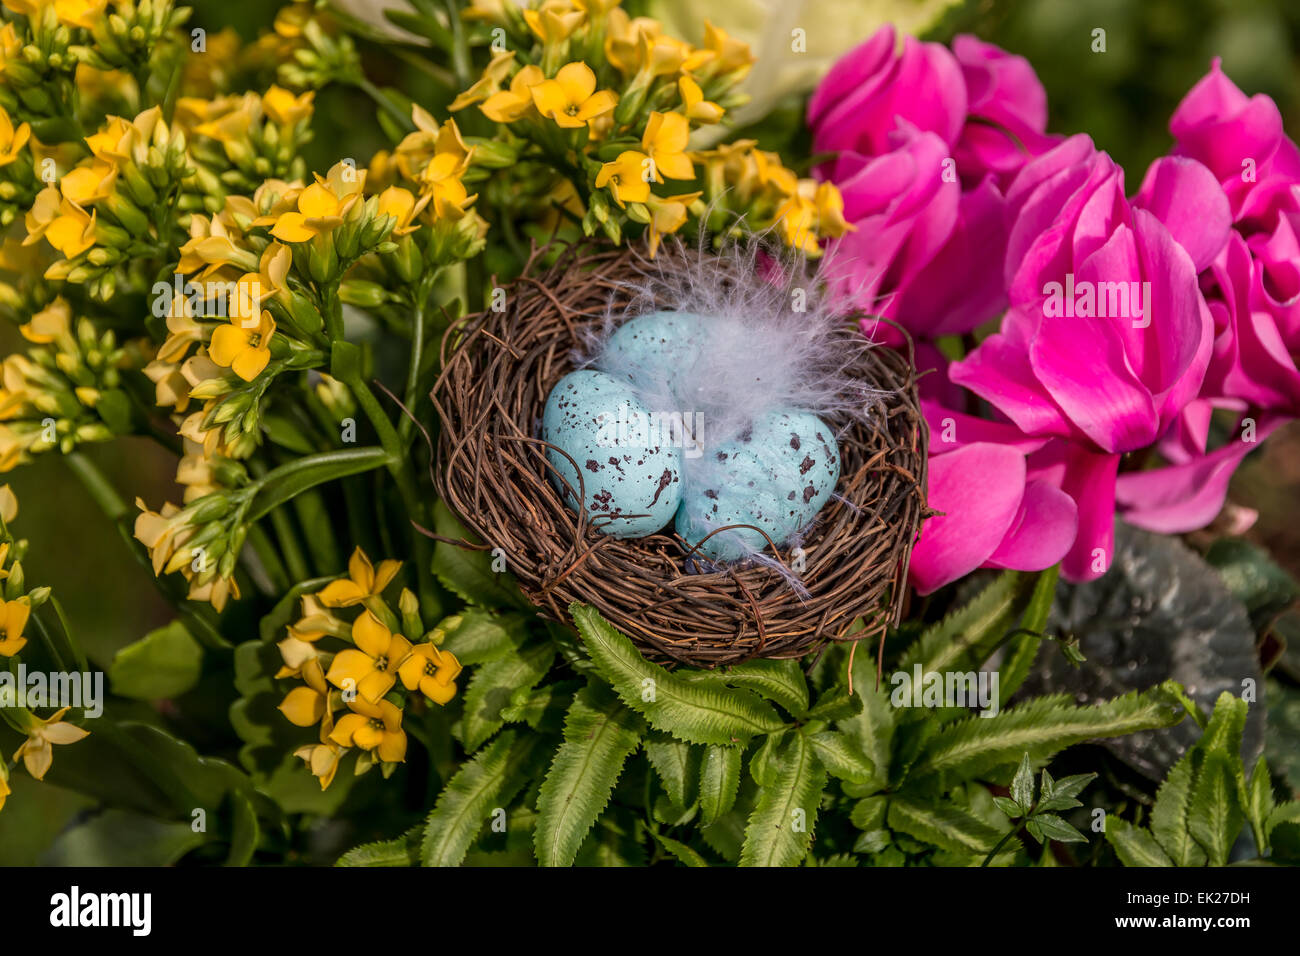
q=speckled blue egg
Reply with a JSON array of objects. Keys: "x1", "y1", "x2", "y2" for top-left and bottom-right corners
[
  {"x1": 599, "y1": 310, "x2": 705, "y2": 400},
  {"x1": 675, "y1": 409, "x2": 840, "y2": 561},
  {"x1": 542, "y1": 370, "x2": 684, "y2": 538}
]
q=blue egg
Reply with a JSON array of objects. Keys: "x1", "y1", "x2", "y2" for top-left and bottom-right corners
[
  {"x1": 541, "y1": 370, "x2": 684, "y2": 538},
  {"x1": 598, "y1": 310, "x2": 705, "y2": 401},
  {"x1": 675, "y1": 409, "x2": 841, "y2": 561}
]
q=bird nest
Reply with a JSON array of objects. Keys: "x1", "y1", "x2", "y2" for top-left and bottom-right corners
[{"x1": 431, "y1": 243, "x2": 927, "y2": 667}]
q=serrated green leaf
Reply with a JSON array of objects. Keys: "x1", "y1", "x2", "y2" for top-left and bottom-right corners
[
  {"x1": 807, "y1": 731, "x2": 877, "y2": 785},
  {"x1": 421, "y1": 731, "x2": 536, "y2": 867},
  {"x1": 459, "y1": 640, "x2": 555, "y2": 751},
  {"x1": 698, "y1": 744, "x2": 742, "y2": 824},
  {"x1": 900, "y1": 570, "x2": 1034, "y2": 675},
  {"x1": 1033, "y1": 813, "x2": 1088, "y2": 844},
  {"x1": 439, "y1": 610, "x2": 527, "y2": 665},
  {"x1": 1197, "y1": 691, "x2": 1249, "y2": 759},
  {"x1": 739, "y1": 733, "x2": 826, "y2": 867},
  {"x1": 841, "y1": 650, "x2": 895, "y2": 776},
  {"x1": 887, "y1": 796, "x2": 1015, "y2": 863},
  {"x1": 720, "y1": 659, "x2": 809, "y2": 716},
  {"x1": 643, "y1": 732, "x2": 696, "y2": 808},
  {"x1": 336, "y1": 826, "x2": 421, "y2": 867},
  {"x1": 805, "y1": 687, "x2": 862, "y2": 722},
  {"x1": 1188, "y1": 751, "x2": 1245, "y2": 867},
  {"x1": 535, "y1": 684, "x2": 644, "y2": 867},
  {"x1": 1244, "y1": 756, "x2": 1275, "y2": 854},
  {"x1": 993, "y1": 796, "x2": 1023, "y2": 819},
  {"x1": 850, "y1": 795, "x2": 887, "y2": 831},
  {"x1": 1105, "y1": 815, "x2": 1174, "y2": 866},
  {"x1": 647, "y1": 828, "x2": 711, "y2": 867},
  {"x1": 1266, "y1": 800, "x2": 1300, "y2": 838},
  {"x1": 1011, "y1": 753, "x2": 1034, "y2": 810},
  {"x1": 1150, "y1": 751, "x2": 1205, "y2": 865},
  {"x1": 911, "y1": 686, "x2": 1185, "y2": 783},
  {"x1": 570, "y1": 604, "x2": 785, "y2": 744},
  {"x1": 749, "y1": 730, "x2": 785, "y2": 787}
]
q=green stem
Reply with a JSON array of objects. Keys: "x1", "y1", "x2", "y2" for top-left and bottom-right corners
[
  {"x1": 982, "y1": 817, "x2": 1028, "y2": 867},
  {"x1": 64, "y1": 452, "x2": 129, "y2": 520},
  {"x1": 245, "y1": 522, "x2": 291, "y2": 595},
  {"x1": 356, "y1": 77, "x2": 416, "y2": 135}
]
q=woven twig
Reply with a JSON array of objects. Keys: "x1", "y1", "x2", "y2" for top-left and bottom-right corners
[{"x1": 432, "y1": 242, "x2": 927, "y2": 667}]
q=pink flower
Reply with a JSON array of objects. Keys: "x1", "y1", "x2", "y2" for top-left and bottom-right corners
[
  {"x1": 910, "y1": 392, "x2": 1077, "y2": 595},
  {"x1": 823, "y1": 125, "x2": 1009, "y2": 337},
  {"x1": 809, "y1": 27, "x2": 1059, "y2": 339},
  {"x1": 949, "y1": 135, "x2": 1227, "y2": 580}
]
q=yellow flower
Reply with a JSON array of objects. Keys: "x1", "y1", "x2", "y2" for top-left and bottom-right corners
[
  {"x1": 318, "y1": 547, "x2": 402, "y2": 607},
  {"x1": 20, "y1": 297, "x2": 73, "y2": 347},
  {"x1": 0, "y1": 762, "x2": 9, "y2": 812},
  {"x1": 679, "y1": 76, "x2": 723, "y2": 124},
  {"x1": 185, "y1": 572, "x2": 240, "y2": 613},
  {"x1": 480, "y1": 65, "x2": 545, "y2": 123},
  {"x1": 530, "y1": 62, "x2": 618, "y2": 130},
  {"x1": 326, "y1": 610, "x2": 413, "y2": 704},
  {"x1": 641, "y1": 111, "x2": 694, "y2": 181},
  {"x1": 270, "y1": 162, "x2": 365, "y2": 243},
  {"x1": 0, "y1": 484, "x2": 16, "y2": 524},
  {"x1": 595, "y1": 150, "x2": 652, "y2": 207},
  {"x1": 376, "y1": 186, "x2": 430, "y2": 237},
  {"x1": 645, "y1": 190, "x2": 701, "y2": 256},
  {"x1": 397, "y1": 643, "x2": 462, "y2": 705},
  {"x1": 14, "y1": 707, "x2": 88, "y2": 780},
  {"x1": 449, "y1": 49, "x2": 516, "y2": 112},
  {"x1": 0, "y1": 597, "x2": 29, "y2": 657},
  {"x1": 754, "y1": 150, "x2": 799, "y2": 197},
  {"x1": 209, "y1": 308, "x2": 275, "y2": 382},
  {"x1": 773, "y1": 181, "x2": 849, "y2": 256},
  {"x1": 329, "y1": 696, "x2": 406, "y2": 763},
  {"x1": 3, "y1": 0, "x2": 104, "y2": 29},
  {"x1": 262, "y1": 85, "x2": 315, "y2": 127},
  {"x1": 133, "y1": 498, "x2": 189, "y2": 575},
  {"x1": 699, "y1": 21, "x2": 755, "y2": 79},
  {"x1": 24, "y1": 187, "x2": 97, "y2": 260},
  {"x1": 176, "y1": 213, "x2": 257, "y2": 276},
  {"x1": 294, "y1": 732, "x2": 343, "y2": 790},
  {"x1": 279, "y1": 656, "x2": 332, "y2": 728},
  {"x1": 0, "y1": 106, "x2": 30, "y2": 167},
  {"x1": 522, "y1": 0, "x2": 585, "y2": 45}
]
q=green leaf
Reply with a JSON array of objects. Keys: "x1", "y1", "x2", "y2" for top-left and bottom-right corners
[
  {"x1": 459, "y1": 640, "x2": 554, "y2": 751},
  {"x1": 698, "y1": 744, "x2": 742, "y2": 824},
  {"x1": 1149, "y1": 751, "x2": 1205, "y2": 865},
  {"x1": 1205, "y1": 538, "x2": 1300, "y2": 631},
  {"x1": 749, "y1": 730, "x2": 785, "y2": 787},
  {"x1": 535, "y1": 684, "x2": 645, "y2": 867},
  {"x1": 570, "y1": 604, "x2": 785, "y2": 744},
  {"x1": 1010, "y1": 753, "x2": 1034, "y2": 811},
  {"x1": 1188, "y1": 751, "x2": 1245, "y2": 867},
  {"x1": 1105, "y1": 816, "x2": 1174, "y2": 867},
  {"x1": 807, "y1": 731, "x2": 877, "y2": 786},
  {"x1": 1198, "y1": 692, "x2": 1249, "y2": 758},
  {"x1": 839, "y1": 651, "x2": 895, "y2": 779},
  {"x1": 108, "y1": 620, "x2": 203, "y2": 700},
  {"x1": 720, "y1": 659, "x2": 809, "y2": 716},
  {"x1": 850, "y1": 795, "x2": 887, "y2": 831},
  {"x1": 41, "y1": 809, "x2": 208, "y2": 866},
  {"x1": 1037, "y1": 772, "x2": 1096, "y2": 813},
  {"x1": 887, "y1": 797, "x2": 1015, "y2": 862},
  {"x1": 432, "y1": 500, "x2": 529, "y2": 609},
  {"x1": 248, "y1": 447, "x2": 393, "y2": 522},
  {"x1": 911, "y1": 685, "x2": 1185, "y2": 783},
  {"x1": 439, "y1": 609, "x2": 527, "y2": 665},
  {"x1": 647, "y1": 828, "x2": 711, "y2": 867},
  {"x1": 740, "y1": 733, "x2": 826, "y2": 867},
  {"x1": 336, "y1": 826, "x2": 422, "y2": 867},
  {"x1": 1266, "y1": 801, "x2": 1300, "y2": 838},
  {"x1": 993, "y1": 796, "x2": 1023, "y2": 819},
  {"x1": 1244, "y1": 756, "x2": 1276, "y2": 854},
  {"x1": 900, "y1": 570, "x2": 1035, "y2": 675},
  {"x1": 421, "y1": 731, "x2": 537, "y2": 867},
  {"x1": 999, "y1": 566, "x2": 1059, "y2": 704},
  {"x1": 1032, "y1": 813, "x2": 1088, "y2": 844},
  {"x1": 643, "y1": 732, "x2": 696, "y2": 807}
]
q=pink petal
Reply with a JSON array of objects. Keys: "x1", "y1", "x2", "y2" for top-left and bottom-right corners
[
  {"x1": 986, "y1": 479, "x2": 1078, "y2": 570},
  {"x1": 909, "y1": 443, "x2": 1026, "y2": 595},
  {"x1": 1131, "y1": 156, "x2": 1231, "y2": 273}
]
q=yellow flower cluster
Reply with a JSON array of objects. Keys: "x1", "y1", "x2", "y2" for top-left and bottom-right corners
[
  {"x1": 275, "y1": 548, "x2": 462, "y2": 789},
  {"x1": 447, "y1": 1, "x2": 846, "y2": 255}
]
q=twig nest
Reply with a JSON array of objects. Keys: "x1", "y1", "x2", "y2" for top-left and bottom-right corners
[{"x1": 432, "y1": 242, "x2": 927, "y2": 667}]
